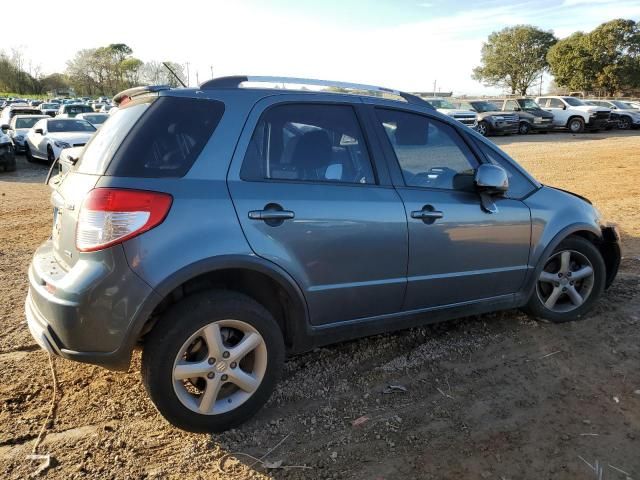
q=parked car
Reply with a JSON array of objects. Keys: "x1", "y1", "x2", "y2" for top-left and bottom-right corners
[
  {"x1": 535, "y1": 96, "x2": 610, "y2": 133},
  {"x1": 56, "y1": 103, "x2": 95, "y2": 118},
  {"x1": 25, "y1": 77, "x2": 621, "y2": 433},
  {"x1": 0, "y1": 128, "x2": 16, "y2": 171},
  {"x1": 623, "y1": 101, "x2": 640, "y2": 110},
  {"x1": 495, "y1": 98, "x2": 554, "y2": 134},
  {"x1": 456, "y1": 100, "x2": 519, "y2": 136},
  {"x1": 421, "y1": 98, "x2": 477, "y2": 127},
  {"x1": 3, "y1": 114, "x2": 49, "y2": 153},
  {"x1": 99, "y1": 104, "x2": 115, "y2": 113},
  {"x1": 583, "y1": 100, "x2": 640, "y2": 130},
  {"x1": 39, "y1": 103, "x2": 60, "y2": 117},
  {"x1": 24, "y1": 117, "x2": 96, "y2": 162},
  {"x1": 76, "y1": 112, "x2": 109, "y2": 129},
  {"x1": 0, "y1": 105, "x2": 42, "y2": 126}
]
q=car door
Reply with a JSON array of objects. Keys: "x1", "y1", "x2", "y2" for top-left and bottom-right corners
[
  {"x1": 369, "y1": 106, "x2": 531, "y2": 311},
  {"x1": 227, "y1": 97, "x2": 408, "y2": 326},
  {"x1": 544, "y1": 98, "x2": 568, "y2": 126}
]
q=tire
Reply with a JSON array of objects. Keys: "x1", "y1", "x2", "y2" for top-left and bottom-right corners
[
  {"x1": 476, "y1": 120, "x2": 489, "y2": 136},
  {"x1": 518, "y1": 122, "x2": 530, "y2": 135},
  {"x1": 47, "y1": 145, "x2": 55, "y2": 163},
  {"x1": 25, "y1": 144, "x2": 35, "y2": 163},
  {"x1": 142, "y1": 290, "x2": 285, "y2": 433},
  {"x1": 525, "y1": 236, "x2": 605, "y2": 323},
  {"x1": 618, "y1": 116, "x2": 631, "y2": 130},
  {"x1": 567, "y1": 117, "x2": 585, "y2": 133}
]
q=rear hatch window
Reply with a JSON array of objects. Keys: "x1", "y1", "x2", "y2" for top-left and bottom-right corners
[{"x1": 76, "y1": 96, "x2": 225, "y2": 177}]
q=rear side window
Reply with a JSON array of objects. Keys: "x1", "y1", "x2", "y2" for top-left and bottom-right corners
[
  {"x1": 241, "y1": 103, "x2": 375, "y2": 184},
  {"x1": 100, "y1": 96, "x2": 224, "y2": 177}
]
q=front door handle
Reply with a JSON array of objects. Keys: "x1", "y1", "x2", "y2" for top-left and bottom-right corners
[
  {"x1": 411, "y1": 205, "x2": 444, "y2": 224},
  {"x1": 411, "y1": 210, "x2": 444, "y2": 220},
  {"x1": 248, "y1": 210, "x2": 295, "y2": 221}
]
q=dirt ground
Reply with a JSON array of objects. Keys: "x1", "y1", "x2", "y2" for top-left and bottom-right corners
[{"x1": 0, "y1": 131, "x2": 639, "y2": 480}]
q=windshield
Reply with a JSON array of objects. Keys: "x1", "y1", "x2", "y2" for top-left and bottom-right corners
[
  {"x1": 41, "y1": 103, "x2": 57, "y2": 109},
  {"x1": 83, "y1": 114, "x2": 107, "y2": 124},
  {"x1": 47, "y1": 119, "x2": 96, "y2": 132},
  {"x1": 563, "y1": 97, "x2": 585, "y2": 106},
  {"x1": 518, "y1": 99, "x2": 541, "y2": 109},
  {"x1": 76, "y1": 100, "x2": 150, "y2": 174},
  {"x1": 426, "y1": 99, "x2": 456, "y2": 109},
  {"x1": 470, "y1": 101, "x2": 499, "y2": 113},
  {"x1": 15, "y1": 117, "x2": 44, "y2": 129},
  {"x1": 611, "y1": 100, "x2": 632, "y2": 110}
]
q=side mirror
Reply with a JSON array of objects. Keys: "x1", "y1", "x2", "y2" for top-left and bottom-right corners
[
  {"x1": 34, "y1": 128, "x2": 43, "y2": 135},
  {"x1": 561, "y1": 105, "x2": 567, "y2": 110},
  {"x1": 475, "y1": 164, "x2": 508, "y2": 195}
]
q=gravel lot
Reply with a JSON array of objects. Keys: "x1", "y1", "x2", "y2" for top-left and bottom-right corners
[{"x1": 1, "y1": 131, "x2": 639, "y2": 479}]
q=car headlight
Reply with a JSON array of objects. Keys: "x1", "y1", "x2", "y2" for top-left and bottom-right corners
[{"x1": 54, "y1": 140, "x2": 71, "y2": 149}]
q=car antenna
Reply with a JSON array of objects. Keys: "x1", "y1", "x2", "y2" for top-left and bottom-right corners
[{"x1": 162, "y1": 62, "x2": 187, "y2": 88}]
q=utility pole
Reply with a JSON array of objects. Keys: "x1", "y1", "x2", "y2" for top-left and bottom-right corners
[
  {"x1": 433, "y1": 80, "x2": 437, "y2": 97},
  {"x1": 196, "y1": 71, "x2": 199, "y2": 85},
  {"x1": 210, "y1": 65, "x2": 214, "y2": 78},
  {"x1": 539, "y1": 72, "x2": 543, "y2": 96},
  {"x1": 185, "y1": 62, "x2": 190, "y2": 87}
]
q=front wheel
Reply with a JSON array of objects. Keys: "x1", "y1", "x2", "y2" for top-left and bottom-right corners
[
  {"x1": 618, "y1": 116, "x2": 631, "y2": 130},
  {"x1": 525, "y1": 236, "x2": 605, "y2": 323},
  {"x1": 476, "y1": 120, "x2": 489, "y2": 136},
  {"x1": 142, "y1": 291, "x2": 285, "y2": 433},
  {"x1": 25, "y1": 144, "x2": 35, "y2": 163},
  {"x1": 568, "y1": 117, "x2": 585, "y2": 133},
  {"x1": 518, "y1": 122, "x2": 530, "y2": 135},
  {"x1": 46, "y1": 145, "x2": 55, "y2": 163}
]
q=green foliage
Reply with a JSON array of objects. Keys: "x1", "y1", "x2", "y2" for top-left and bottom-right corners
[
  {"x1": 547, "y1": 19, "x2": 640, "y2": 95},
  {"x1": 472, "y1": 25, "x2": 557, "y2": 95}
]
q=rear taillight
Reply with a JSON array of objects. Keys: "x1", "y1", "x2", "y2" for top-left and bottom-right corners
[{"x1": 76, "y1": 188, "x2": 172, "y2": 252}]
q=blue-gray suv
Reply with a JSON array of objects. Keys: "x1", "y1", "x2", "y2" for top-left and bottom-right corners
[{"x1": 26, "y1": 76, "x2": 621, "y2": 432}]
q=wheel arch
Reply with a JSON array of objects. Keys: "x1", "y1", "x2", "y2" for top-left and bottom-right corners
[
  {"x1": 522, "y1": 223, "x2": 618, "y2": 303},
  {"x1": 135, "y1": 255, "x2": 311, "y2": 353}
]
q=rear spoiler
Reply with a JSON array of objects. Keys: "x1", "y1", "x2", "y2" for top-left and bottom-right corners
[{"x1": 112, "y1": 85, "x2": 171, "y2": 107}]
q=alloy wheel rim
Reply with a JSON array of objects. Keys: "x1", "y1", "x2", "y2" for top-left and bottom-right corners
[
  {"x1": 570, "y1": 120, "x2": 581, "y2": 132},
  {"x1": 172, "y1": 319, "x2": 267, "y2": 415},
  {"x1": 519, "y1": 123, "x2": 529, "y2": 134},
  {"x1": 620, "y1": 118, "x2": 630, "y2": 129},
  {"x1": 477, "y1": 123, "x2": 487, "y2": 135},
  {"x1": 536, "y1": 249, "x2": 595, "y2": 313}
]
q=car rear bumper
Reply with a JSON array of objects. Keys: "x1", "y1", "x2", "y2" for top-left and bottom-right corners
[{"x1": 25, "y1": 240, "x2": 160, "y2": 370}]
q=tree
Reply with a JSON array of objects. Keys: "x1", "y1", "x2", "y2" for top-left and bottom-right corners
[
  {"x1": 548, "y1": 19, "x2": 640, "y2": 96},
  {"x1": 472, "y1": 25, "x2": 557, "y2": 95}
]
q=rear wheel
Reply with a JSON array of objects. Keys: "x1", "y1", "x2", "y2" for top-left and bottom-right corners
[
  {"x1": 142, "y1": 291, "x2": 285, "y2": 433},
  {"x1": 525, "y1": 236, "x2": 605, "y2": 323},
  {"x1": 567, "y1": 117, "x2": 585, "y2": 133}
]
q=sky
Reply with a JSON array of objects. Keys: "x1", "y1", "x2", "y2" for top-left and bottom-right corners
[{"x1": 4, "y1": 0, "x2": 640, "y2": 95}]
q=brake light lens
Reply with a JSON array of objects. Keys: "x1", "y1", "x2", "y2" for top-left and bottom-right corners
[{"x1": 76, "y1": 188, "x2": 172, "y2": 252}]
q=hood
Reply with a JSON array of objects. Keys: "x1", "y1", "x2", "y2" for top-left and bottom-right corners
[
  {"x1": 548, "y1": 185, "x2": 592, "y2": 205},
  {"x1": 438, "y1": 109, "x2": 476, "y2": 117},
  {"x1": 48, "y1": 131, "x2": 94, "y2": 144},
  {"x1": 521, "y1": 108, "x2": 553, "y2": 118},
  {"x1": 13, "y1": 128, "x2": 31, "y2": 136},
  {"x1": 573, "y1": 105, "x2": 609, "y2": 114}
]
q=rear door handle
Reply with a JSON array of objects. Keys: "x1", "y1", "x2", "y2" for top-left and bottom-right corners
[{"x1": 248, "y1": 209, "x2": 295, "y2": 221}]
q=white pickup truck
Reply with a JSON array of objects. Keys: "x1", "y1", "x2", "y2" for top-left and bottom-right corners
[{"x1": 535, "y1": 96, "x2": 610, "y2": 133}]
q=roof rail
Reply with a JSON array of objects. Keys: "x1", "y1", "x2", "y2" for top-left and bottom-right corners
[
  {"x1": 112, "y1": 85, "x2": 171, "y2": 106},
  {"x1": 199, "y1": 76, "x2": 433, "y2": 109}
]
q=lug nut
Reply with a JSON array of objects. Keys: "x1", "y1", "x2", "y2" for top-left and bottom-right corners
[
  {"x1": 562, "y1": 287, "x2": 567, "y2": 292},
  {"x1": 570, "y1": 281, "x2": 574, "y2": 286},
  {"x1": 207, "y1": 372, "x2": 215, "y2": 379},
  {"x1": 558, "y1": 273, "x2": 563, "y2": 278},
  {"x1": 222, "y1": 351, "x2": 230, "y2": 359},
  {"x1": 230, "y1": 362, "x2": 237, "y2": 369},
  {"x1": 208, "y1": 358, "x2": 215, "y2": 365},
  {"x1": 567, "y1": 272, "x2": 572, "y2": 277},
  {"x1": 221, "y1": 374, "x2": 228, "y2": 381}
]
